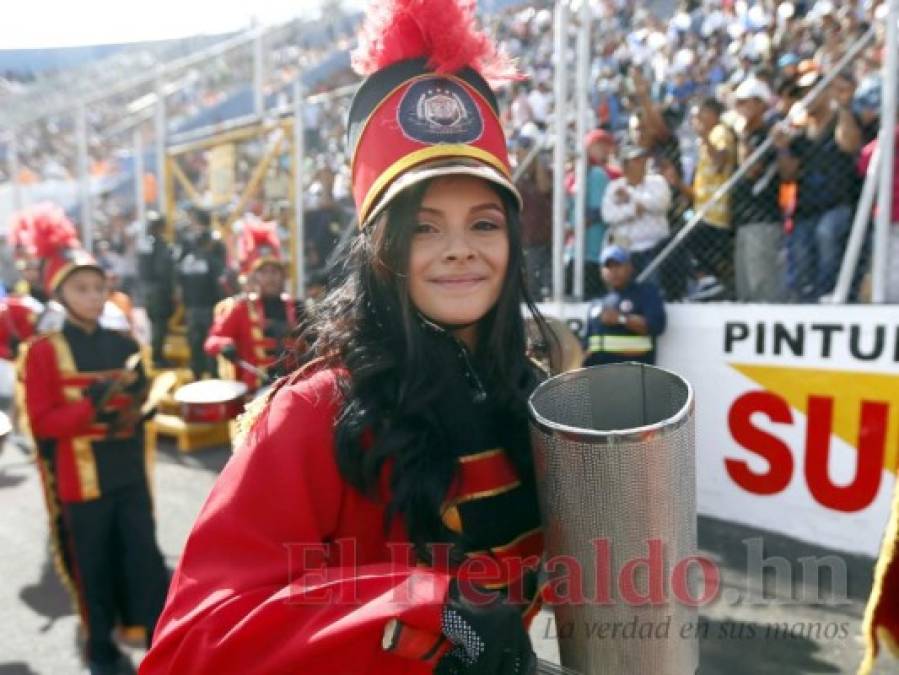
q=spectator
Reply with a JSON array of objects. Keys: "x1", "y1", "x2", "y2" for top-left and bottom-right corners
[
  {"x1": 854, "y1": 74, "x2": 883, "y2": 145},
  {"x1": 509, "y1": 82, "x2": 534, "y2": 129},
  {"x1": 137, "y1": 212, "x2": 176, "y2": 367},
  {"x1": 774, "y1": 70, "x2": 862, "y2": 302},
  {"x1": 176, "y1": 206, "x2": 226, "y2": 380},
  {"x1": 682, "y1": 96, "x2": 737, "y2": 299},
  {"x1": 527, "y1": 77, "x2": 552, "y2": 130},
  {"x1": 857, "y1": 108, "x2": 899, "y2": 303},
  {"x1": 304, "y1": 162, "x2": 350, "y2": 282},
  {"x1": 601, "y1": 144, "x2": 671, "y2": 274},
  {"x1": 731, "y1": 78, "x2": 786, "y2": 302},
  {"x1": 577, "y1": 128, "x2": 621, "y2": 298},
  {"x1": 627, "y1": 89, "x2": 689, "y2": 297},
  {"x1": 513, "y1": 130, "x2": 552, "y2": 301},
  {"x1": 626, "y1": 67, "x2": 682, "y2": 174},
  {"x1": 582, "y1": 244, "x2": 666, "y2": 367},
  {"x1": 773, "y1": 76, "x2": 801, "y2": 123}
]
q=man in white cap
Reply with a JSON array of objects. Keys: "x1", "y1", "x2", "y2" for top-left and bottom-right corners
[{"x1": 731, "y1": 77, "x2": 785, "y2": 302}]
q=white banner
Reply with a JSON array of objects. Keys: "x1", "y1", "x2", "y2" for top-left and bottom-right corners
[{"x1": 537, "y1": 302, "x2": 898, "y2": 556}]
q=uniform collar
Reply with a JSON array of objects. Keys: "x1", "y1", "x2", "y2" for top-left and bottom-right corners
[{"x1": 63, "y1": 318, "x2": 100, "y2": 338}]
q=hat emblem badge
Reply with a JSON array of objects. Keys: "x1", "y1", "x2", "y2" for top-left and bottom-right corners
[
  {"x1": 419, "y1": 89, "x2": 467, "y2": 128},
  {"x1": 398, "y1": 77, "x2": 484, "y2": 144}
]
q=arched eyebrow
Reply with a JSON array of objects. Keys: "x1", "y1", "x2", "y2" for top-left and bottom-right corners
[
  {"x1": 417, "y1": 201, "x2": 505, "y2": 218},
  {"x1": 469, "y1": 202, "x2": 505, "y2": 217}
]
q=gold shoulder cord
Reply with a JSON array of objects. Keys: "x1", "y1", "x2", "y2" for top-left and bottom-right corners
[{"x1": 231, "y1": 384, "x2": 279, "y2": 452}]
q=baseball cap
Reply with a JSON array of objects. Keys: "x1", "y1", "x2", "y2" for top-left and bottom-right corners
[
  {"x1": 584, "y1": 128, "x2": 615, "y2": 148},
  {"x1": 600, "y1": 244, "x2": 631, "y2": 266},
  {"x1": 777, "y1": 53, "x2": 800, "y2": 69},
  {"x1": 734, "y1": 77, "x2": 773, "y2": 104},
  {"x1": 619, "y1": 143, "x2": 648, "y2": 162},
  {"x1": 854, "y1": 74, "x2": 882, "y2": 113}
]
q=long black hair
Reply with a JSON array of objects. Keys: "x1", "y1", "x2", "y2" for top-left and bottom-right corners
[{"x1": 302, "y1": 178, "x2": 550, "y2": 557}]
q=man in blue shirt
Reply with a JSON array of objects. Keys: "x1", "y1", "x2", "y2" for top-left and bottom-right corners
[{"x1": 583, "y1": 245, "x2": 667, "y2": 367}]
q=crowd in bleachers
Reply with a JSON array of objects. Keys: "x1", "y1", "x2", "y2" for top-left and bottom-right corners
[
  {"x1": 498, "y1": 0, "x2": 893, "y2": 303},
  {"x1": 2, "y1": 0, "x2": 897, "y2": 303}
]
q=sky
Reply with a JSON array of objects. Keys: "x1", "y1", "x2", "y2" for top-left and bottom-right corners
[{"x1": 2, "y1": 0, "x2": 365, "y2": 50}]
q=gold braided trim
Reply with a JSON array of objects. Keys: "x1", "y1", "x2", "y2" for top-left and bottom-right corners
[
  {"x1": 213, "y1": 296, "x2": 236, "y2": 319},
  {"x1": 858, "y1": 474, "x2": 899, "y2": 675},
  {"x1": 359, "y1": 144, "x2": 510, "y2": 226},
  {"x1": 231, "y1": 383, "x2": 279, "y2": 451},
  {"x1": 35, "y1": 453, "x2": 87, "y2": 628},
  {"x1": 48, "y1": 333, "x2": 100, "y2": 500},
  {"x1": 246, "y1": 297, "x2": 268, "y2": 365},
  {"x1": 458, "y1": 448, "x2": 504, "y2": 464},
  {"x1": 14, "y1": 338, "x2": 35, "y2": 447}
]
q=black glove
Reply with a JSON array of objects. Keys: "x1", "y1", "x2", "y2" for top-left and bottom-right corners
[
  {"x1": 435, "y1": 580, "x2": 537, "y2": 675},
  {"x1": 220, "y1": 344, "x2": 239, "y2": 363},
  {"x1": 84, "y1": 379, "x2": 116, "y2": 409}
]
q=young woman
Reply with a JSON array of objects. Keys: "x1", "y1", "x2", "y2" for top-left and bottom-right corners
[
  {"x1": 19, "y1": 206, "x2": 168, "y2": 675},
  {"x1": 141, "y1": 2, "x2": 549, "y2": 674}
]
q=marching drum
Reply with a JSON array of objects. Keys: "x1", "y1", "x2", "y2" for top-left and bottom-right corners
[{"x1": 174, "y1": 380, "x2": 248, "y2": 424}]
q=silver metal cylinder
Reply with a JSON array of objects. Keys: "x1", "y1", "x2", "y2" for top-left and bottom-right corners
[{"x1": 528, "y1": 363, "x2": 698, "y2": 675}]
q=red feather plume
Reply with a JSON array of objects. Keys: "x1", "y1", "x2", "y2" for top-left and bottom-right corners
[
  {"x1": 8, "y1": 209, "x2": 35, "y2": 254},
  {"x1": 237, "y1": 216, "x2": 281, "y2": 263},
  {"x1": 24, "y1": 202, "x2": 80, "y2": 258},
  {"x1": 351, "y1": 0, "x2": 519, "y2": 85}
]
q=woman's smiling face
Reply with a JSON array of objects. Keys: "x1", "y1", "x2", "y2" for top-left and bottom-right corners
[{"x1": 407, "y1": 175, "x2": 509, "y2": 344}]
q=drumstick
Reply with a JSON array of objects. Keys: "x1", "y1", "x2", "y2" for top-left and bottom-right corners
[
  {"x1": 95, "y1": 352, "x2": 143, "y2": 410},
  {"x1": 381, "y1": 620, "x2": 581, "y2": 675},
  {"x1": 235, "y1": 358, "x2": 270, "y2": 383}
]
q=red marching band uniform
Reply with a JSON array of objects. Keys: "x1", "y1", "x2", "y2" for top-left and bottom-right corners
[
  {"x1": 141, "y1": 2, "x2": 546, "y2": 673},
  {"x1": 0, "y1": 294, "x2": 40, "y2": 360},
  {"x1": 203, "y1": 217, "x2": 298, "y2": 390},
  {"x1": 1, "y1": 207, "x2": 45, "y2": 359},
  {"x1": 17, "y1": 204, "x2": 168, "y2": 674}
]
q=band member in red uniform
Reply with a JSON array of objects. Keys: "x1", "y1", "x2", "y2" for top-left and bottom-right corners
[
  {"x1": 20, "y1": 209, "x2": 169, "y2": 675},
  {"x1": 0, "y1": 292, "x2": 40, "y2": 360},
  {"x1": 141, "y1": 2, "x2": 549, "y2": 674},
  {"x1": 203, "y1": 217, "x2": 300, "y2": 390},
  {"x1": 2, "y1": 209, "x2": 45, "y2": 358}
]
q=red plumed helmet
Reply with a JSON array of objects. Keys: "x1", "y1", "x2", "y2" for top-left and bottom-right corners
[
  {"x1": 15, "y1": 202, "x2": 102, "y2": 294},
  {"x1": 237, "y1": 216, "x2": 283, "y2": 276},
  {"x1": 346, "y1": 0, "x2": 523, "y2": 228},
  {"x1": 352, "y1": 0, "x2": 518, "y2": 84}
]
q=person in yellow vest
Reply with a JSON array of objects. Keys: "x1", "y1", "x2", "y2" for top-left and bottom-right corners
[
  {"x1": 582, "y1": 244, "x2": 667, "y2": 367},
  {"x1": 203, "y1": 218, "x2": 301, "y2": 391}
]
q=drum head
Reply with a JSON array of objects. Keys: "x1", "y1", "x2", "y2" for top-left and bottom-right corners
[{"x1": 174, "y1": 379, "x2": 248, "y2": 404}]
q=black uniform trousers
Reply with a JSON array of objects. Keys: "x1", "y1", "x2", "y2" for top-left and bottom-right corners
[
  {"x1": 185, "y1": 306, "x2": 215, "y2": 380},
  {"x1": 60, "y1": 481, "x2": 169, "y2": 665}
]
